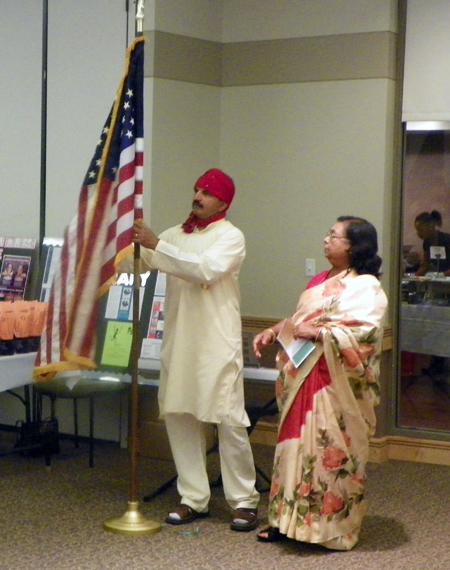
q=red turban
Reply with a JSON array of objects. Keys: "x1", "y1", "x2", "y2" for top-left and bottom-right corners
[{"x1": 194, "y1": 168, "x2": 235, "y2": 206}]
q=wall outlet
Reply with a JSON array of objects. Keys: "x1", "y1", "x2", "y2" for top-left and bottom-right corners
[{"x1": 305, "y1": 258, "x2": 315, "y2": 276}]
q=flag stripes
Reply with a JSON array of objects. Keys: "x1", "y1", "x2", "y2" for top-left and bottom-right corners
[{"x1": 34, "y1": 37, "x2": 145, "y2": 380}]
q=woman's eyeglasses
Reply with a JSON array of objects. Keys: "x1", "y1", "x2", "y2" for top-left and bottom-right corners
[{"x1": 325, "y1": 230, "x2": 347, "y2": 241}]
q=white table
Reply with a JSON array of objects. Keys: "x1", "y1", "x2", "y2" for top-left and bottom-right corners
[
  {"x1": 0, "y1": 352, "x2": 36, "y2": 392},
  {"x1": 401, "y1": 304, "x2": 450, "y2": 357},
  {"x1": 0, "y1": 352, "x2": 37, "y2": 437},
  {"x1": 0, "y1": 352, "x2": 278, "y2": 392},
  {"x1": 0, "y1": 352, "x2": 278, "y2": 447}
]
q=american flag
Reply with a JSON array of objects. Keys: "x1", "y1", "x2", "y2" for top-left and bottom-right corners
[{"x1": 34, "y1": 37, "x2": 145, "y2": 380}]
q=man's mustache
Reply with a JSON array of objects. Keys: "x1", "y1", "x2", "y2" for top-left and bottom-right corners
[{"x1": 192, "y1": 200, "x2": 203, "y2": 209}]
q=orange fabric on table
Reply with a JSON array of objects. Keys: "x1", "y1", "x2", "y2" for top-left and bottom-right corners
[
  {"x1": 0, "y1": 303, "x2": 15, "y2": 340},
  {"x1": 13, "y1": 301, "x2": 32, "y2": 339}
]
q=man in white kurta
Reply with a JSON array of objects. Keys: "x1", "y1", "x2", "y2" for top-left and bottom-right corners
[{"x1": 133, "y1": 168, "x2": 259, "y2": 531}]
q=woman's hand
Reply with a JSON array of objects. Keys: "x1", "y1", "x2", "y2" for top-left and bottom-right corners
[
  {"x1": 253, "y1": 329, "x2": 276, "y2": 359},
  {"x1": 293, "y1": 322, "x2": 321, "y2": 341}
]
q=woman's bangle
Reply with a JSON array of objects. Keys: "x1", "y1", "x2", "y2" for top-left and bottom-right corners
[
  {"x1": 315, "y1": 327, "x2": 323, "y2": 342},
  {"x1": 266, "y1": 328, "x2": 276, "y2": 344}
]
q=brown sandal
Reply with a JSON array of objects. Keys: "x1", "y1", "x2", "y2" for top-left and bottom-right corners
[
  {"x1": 257, "y1": 526, "x2": 286, "y2": 542},
  {"x1": 230, "y1": 508, "x2": 258, "y2": 532},
  {"x1": 165, "y1": 504, "x2": 210, "y2": 525}
]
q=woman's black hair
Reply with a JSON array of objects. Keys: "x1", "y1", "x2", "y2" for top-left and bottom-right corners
[
  {"x1": 337, "y1": 216, "x2": 382, "y2": 278},
  {"x1": 415, "y1": 210, "x2": 442, "y2": 227}
]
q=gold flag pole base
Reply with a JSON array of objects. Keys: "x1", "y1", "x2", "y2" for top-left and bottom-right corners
[{"x1": 104, "y1": 501, "x2": 162, "y2": 536}]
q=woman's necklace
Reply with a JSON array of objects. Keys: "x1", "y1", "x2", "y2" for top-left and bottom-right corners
[{"x1": 326, "y1": 267, "x2": 350, "y2": 280}]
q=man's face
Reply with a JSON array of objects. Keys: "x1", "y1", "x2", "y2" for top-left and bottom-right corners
[{"x1": 191, "y1": 187, "x2": 228, "y2": 219}]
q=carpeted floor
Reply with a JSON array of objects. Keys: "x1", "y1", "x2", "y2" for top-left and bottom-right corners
[{"x1": 1, "y1": 432, "x2": 450, "y2": 570}]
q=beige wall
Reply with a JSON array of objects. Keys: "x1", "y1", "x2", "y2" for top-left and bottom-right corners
[
  {"x1": 0, "y1": 2, "x2": 42, "y2": 239},
  {"x1": 0, "y1": 0, "x2": 401, "y2": 441},
  {"x1": 145, "y1": 79, "x2": 222, "y2": 231},
  {"x1": 222, "y1": 0, "x2": 398, "y2": 41},
  {"x1": 0, "y1": 1, "x2": 134, "y2": 240},
  {"x1": 143, "y1": 0, "x2": 399, "y2": 319},
  {"x1": 222, "y1": 80, "x2": 395, "y2": 316},
  {"x1": 142, "y1": 0, "x2": 400, "y2": 444}
]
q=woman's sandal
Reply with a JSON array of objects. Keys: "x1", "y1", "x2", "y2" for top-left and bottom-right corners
[{"x1": 256, "y1": 526, "x2": 286, "y2": 543}]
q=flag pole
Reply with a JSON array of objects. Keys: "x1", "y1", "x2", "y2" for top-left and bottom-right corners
[{"x1": 104, "y1": 0, "x2": 161, "y2": 536}]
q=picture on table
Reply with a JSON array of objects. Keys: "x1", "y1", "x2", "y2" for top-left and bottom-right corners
[{"x1": 0, "y1": 255, "x2": 31, "y2": 301}]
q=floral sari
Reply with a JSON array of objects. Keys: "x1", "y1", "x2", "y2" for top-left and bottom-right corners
[{"x1": 268, "y1": 269, "x2": 388, "y2": 550}]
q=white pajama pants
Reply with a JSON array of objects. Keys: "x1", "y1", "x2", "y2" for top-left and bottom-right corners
[{"x1": 164, "y1": 413, "x2": 260, "y2": 512}]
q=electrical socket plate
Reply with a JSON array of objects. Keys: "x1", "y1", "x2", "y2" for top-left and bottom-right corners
[{"x1": 305, "y1": 258, "x2": 315, "y2": 276}]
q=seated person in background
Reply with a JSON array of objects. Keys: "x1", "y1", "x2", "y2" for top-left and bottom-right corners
[
  {"x1": 414, "y1": 211, "x2": 450, "y2": 379},
  {"x1": 414, "y1": 210, "x2": 450, "y2": 276}
]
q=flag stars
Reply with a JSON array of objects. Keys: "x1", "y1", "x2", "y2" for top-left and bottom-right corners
[{"x1": 80, "y1": 39, "x2": 142, "y2": 189}]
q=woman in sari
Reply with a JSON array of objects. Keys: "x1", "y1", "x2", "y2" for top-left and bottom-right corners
[{"x1": 253, "y1": 216, "x2": 388, "y2": 551}]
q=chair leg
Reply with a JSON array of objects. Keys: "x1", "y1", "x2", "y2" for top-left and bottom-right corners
[
  {"x1": 34, "y1": 391, "x2": 97, "y2": 468},
  {"x1": 73, "y1": 399, "x2": 79, "y2": 448},
  {"x1": 255, "y1": 465, "x2": 272, "y2": 493},
  {"x1": 50, "y1": 394, "x2": 56, "y2": 420},
  {"x1": 34, "y1": 391, "x2": 54, "y2": 467},
  {"x1": 89, "y1": 398, "x2": 94, "y2": 468},
  {"x1": 46, "y1": 395, "x2": 56, "y2": 467}
]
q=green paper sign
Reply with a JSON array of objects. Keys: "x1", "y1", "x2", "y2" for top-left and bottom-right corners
[{"x1": 101, "y1": 320, "x2": 133, "y2": 368}]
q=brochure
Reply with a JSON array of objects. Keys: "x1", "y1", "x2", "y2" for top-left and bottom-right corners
[
  {"x1": 277, "y1": 319, "x2": 316, "y2": 368},
  {"x1": 0, "y1": 236, "x2": 38, "y2": 301}
]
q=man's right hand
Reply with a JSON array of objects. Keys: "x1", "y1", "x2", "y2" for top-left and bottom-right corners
[{"x1": 133, "y1": 220, "x2": 160, "y2": 250}]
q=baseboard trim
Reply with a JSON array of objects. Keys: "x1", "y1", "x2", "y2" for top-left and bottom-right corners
[
  {"x1": 251, "y1": 422, "x2": 450, "y2": 466},
  {"x1": 368, "y1": 435, "x2": 450, "y2": 466}
]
